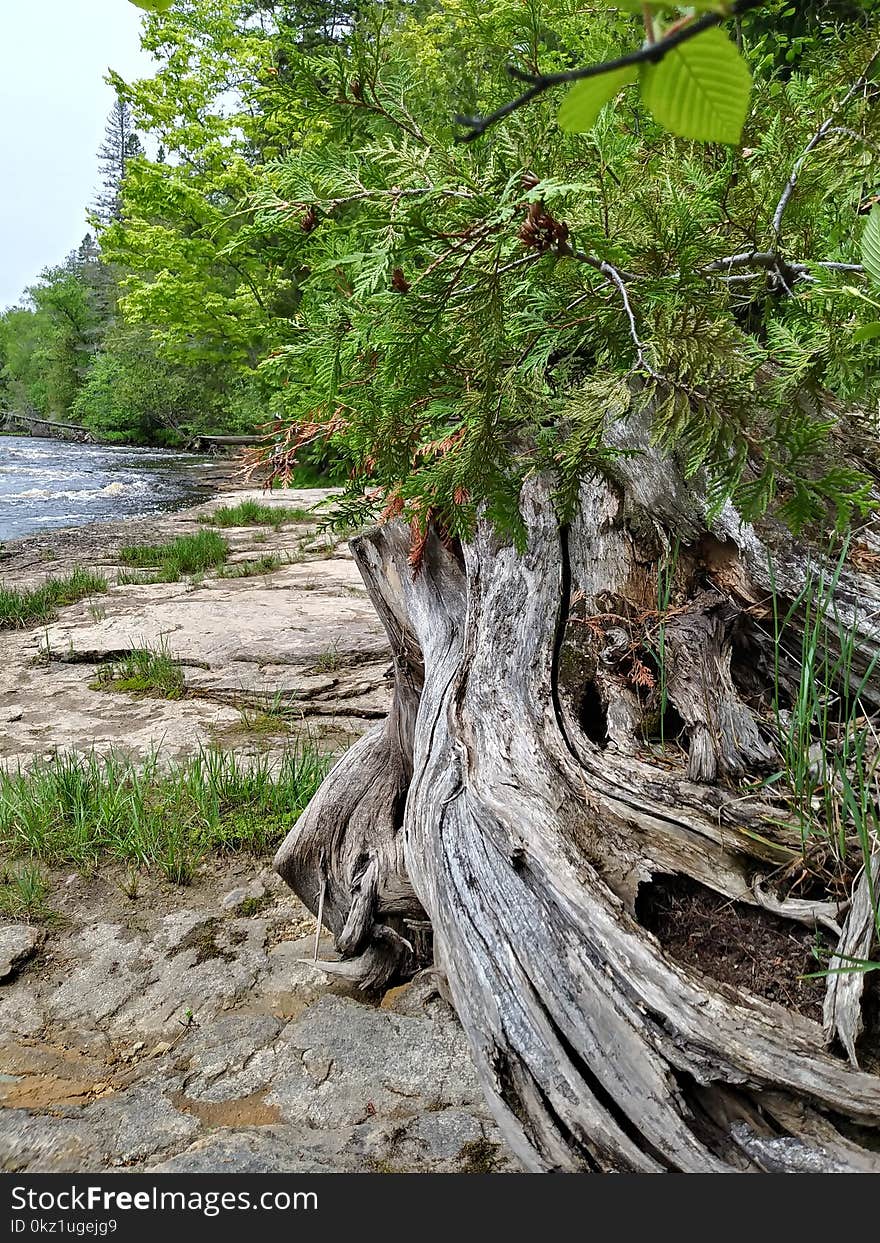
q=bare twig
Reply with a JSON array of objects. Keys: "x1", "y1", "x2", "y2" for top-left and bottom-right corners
[
  {"x1": 702, "y1": 250, "x2": 779, "y2": 273},
  {"x1": 561, "y1": 247, "x2": 658, "y2": 377},
  {"x1": 702, "y1": 252, "x2": 865, "y2": 288}
]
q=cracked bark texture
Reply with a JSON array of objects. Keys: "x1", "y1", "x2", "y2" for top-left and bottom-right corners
[{"x1": 275, "y1": 429, "x2": 880, "y2": 1172}]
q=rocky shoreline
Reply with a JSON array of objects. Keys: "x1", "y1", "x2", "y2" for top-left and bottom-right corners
[
  {"x1": 0, "y1": 486, "x2": 392, "y2": 765},
  {"x1": 0, "y1": 489, "x2": 514, "y2": 1173}
]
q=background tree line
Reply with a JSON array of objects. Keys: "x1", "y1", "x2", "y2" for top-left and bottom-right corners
[{"x1": 0, "y1": 1, "x2": 360, "y2": 448}]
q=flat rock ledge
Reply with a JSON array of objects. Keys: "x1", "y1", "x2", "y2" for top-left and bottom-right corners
[
  {"x1": 0, "y1": 489, "x2": 394, "y2": 767},
  {"x1": 0, "y1": 865, "x2": 514, "y2": 1173}
]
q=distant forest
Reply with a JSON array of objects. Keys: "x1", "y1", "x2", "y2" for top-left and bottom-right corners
[
  {"x1": 0, "y1": 94, "x2": 259, "y2": 447},
  {"x1": 0, "y1": 3, "x2": 365, "y2": 450}
]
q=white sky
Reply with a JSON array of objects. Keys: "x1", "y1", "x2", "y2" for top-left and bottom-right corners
[{"x1": 0, "y1": 0, "x2": 155, "y2": 310}]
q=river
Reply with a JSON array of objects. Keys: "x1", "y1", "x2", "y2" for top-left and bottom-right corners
[{"x1": 0, "y1": 436, "x2": 215, "y2": 542}]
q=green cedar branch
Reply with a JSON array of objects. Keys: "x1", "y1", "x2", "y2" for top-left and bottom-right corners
[
  {"x1": 455, "y1": 0, "x2": 767, "y2": 142},
  {"x1": 770, "y1": 48, "x2": 880, "y2": 244},
  {"x1": 701, "y1": 48, "x2": 880, "y2": 286}
]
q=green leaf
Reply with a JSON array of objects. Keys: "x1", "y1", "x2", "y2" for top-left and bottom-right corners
[
  {"x1": 852, "y1": 321, "x2": 880, "y2": 343},
  {"x1": 861, "y1": 204, "x2": 880, "y2": 288},
  {"x1": 129, "y1": 0, "x2": 174, "y2": 12},
  {"x1": 558, "y1": 66, "x2": 638, "y2": 133},
  {"x1": 640, "y1": 27, "x2": 752, "y2": 145}
]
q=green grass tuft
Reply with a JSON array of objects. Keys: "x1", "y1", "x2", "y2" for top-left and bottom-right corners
[
  {"x1": 118, "y1": 530, "x2": 229, "y2": 582},
  {"x1": 0, "y1": 568, "x2": 107, "y2": 630},
  {"x1": 314, "y1": 641, "x2": 342, "y2": 673},
  {"x1": 0, "y1": 744, "x2": 330, "y2": 885},
  {"x1": 92, "y1": 643, "x2": 186, "y2": 700},
  {"x1": 115, "y1": 569, "x2": 164, "y2": 587},
  {"x1": 0, "y1": 861, "x2": 53, "y2": 922},
  {"x1": 236, "y1": 689, "x2": 297, "y2": 736},
  {"x1": 201, "y1": 499, "x2": 314, "y2": 530},
  {"x1": 218, "y1": 554, "x2": 283, "y2": 579},
  {"x1": 766, "y1": 540, "x2": 880, "y2": 972}
]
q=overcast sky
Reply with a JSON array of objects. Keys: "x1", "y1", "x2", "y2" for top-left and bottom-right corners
[{"x1": 0, "y1": 0, "x2": 155, "y2": 311}]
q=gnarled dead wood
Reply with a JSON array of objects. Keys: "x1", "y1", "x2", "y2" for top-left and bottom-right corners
[
  {"x1": 275, "y1": 435, "x2": 880, "y2": 1171},
  {"x1": 824, "y1": 854, "x2": 880, "y2": 1066},
  {"x1": 274, "y1": 526, "x2": 428, "y2": 989}
]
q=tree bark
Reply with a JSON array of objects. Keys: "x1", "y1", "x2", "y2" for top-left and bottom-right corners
[{"x1": 275, "y1": 419, "x2": 880, "y2": 1172}]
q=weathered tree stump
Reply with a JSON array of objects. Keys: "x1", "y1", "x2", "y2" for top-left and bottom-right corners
[{"x1": 275, "y1": 417, "x2": 880, "y2": 1172}]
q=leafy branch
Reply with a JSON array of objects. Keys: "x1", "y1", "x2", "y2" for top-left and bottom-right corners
[
  {"x1": 702, "y1": 47, "x2": 880, "y2": 289},
  {"x1": 455, "y1": 0, "x2": 767, "y2": 143}
]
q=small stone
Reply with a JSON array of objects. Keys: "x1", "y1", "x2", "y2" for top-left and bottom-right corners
[
  {"x1": 0, "y1": 925, "x2": 41, "y2": 982},
  {"x1": 258, "y1": 868, "x2": 286, "y2": 893},
  {"x1": 220, "y1": 886, "x2": 249, "y2": 911},
  {"x1": 302, "y1": 1048, "x2": 332, "y2": 1084},
  {"x1": 220, "y1": 879, "x2": 266, "y2": 913}
]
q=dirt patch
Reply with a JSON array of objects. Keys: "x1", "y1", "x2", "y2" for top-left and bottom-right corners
[
  {"x1": 172, "y1": 1089, "x2": 282, "y2": 1128},
  {"x1": 167, "y1": 918, "x2": 235, "y2": 966},
  {"x1": 0, "y1": 1073, "x2": 103, "y2": 1110},
  {"x1": 636, "y1": 873, "x2": 831, "y2": 1021},
  {"x1": 0, "y1": 1041, "x2": 128, "y2": 1109}
]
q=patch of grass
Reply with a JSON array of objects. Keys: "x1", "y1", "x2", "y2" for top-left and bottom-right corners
[
  {"x1": 237, "y1": 689, "x2": 297, "y2": 736},
  {"x1": 118, "y1": 530, "x2": 229, "y2": 582},
  {"x1": 92, "y1": 642, "x2": 186, "y2": 700},
  {"x1": 314, "y1": 641, "x2": 342, "y2": 673},
  {"x1": 119, "y1": 865, "x2": 140, "y2": 901},
  {"x1": 0, "y1": 568, "x2": 107, "y2": 630},
  {"x1": 766, "y1": 541, "x2": 880, "y2": 970},
  {"x1": 218, "y1": 554, "x2": 283, "y2": 579},
  {"x1": 0, "y1": 744, "x2": 330, "y2": 885},
  {"x1": 202, "y1": 499, "x2": 314, "y2": 530},
  {"x1": 771, "y1": 545, "x2": 880, "y2": 855},
  {"x1": 0, "y1": 861, "x2": 53, "y2": 922},
  {"x1": 115, "y1": 569, "x2": 164, "y2": 587},
  {"x1": 237, "y1": 894, "x2": 272, "y2": 917}
]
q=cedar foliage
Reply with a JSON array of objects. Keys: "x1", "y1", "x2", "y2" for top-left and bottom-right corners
[
  {"x1": 237, "y1": 0, "x2": 880, "y2": 537},
  {"x1": 102, "y1": 2, "x2": 880, "y2": 530}
]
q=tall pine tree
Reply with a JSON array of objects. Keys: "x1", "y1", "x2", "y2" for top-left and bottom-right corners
[{"x1": 94, "y1": 96, "x2": 144, "y2": 225}]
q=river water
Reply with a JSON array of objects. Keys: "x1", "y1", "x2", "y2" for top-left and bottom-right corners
[{"x1": 0, "y1": 436, "x2": 214, "y2": 542}]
